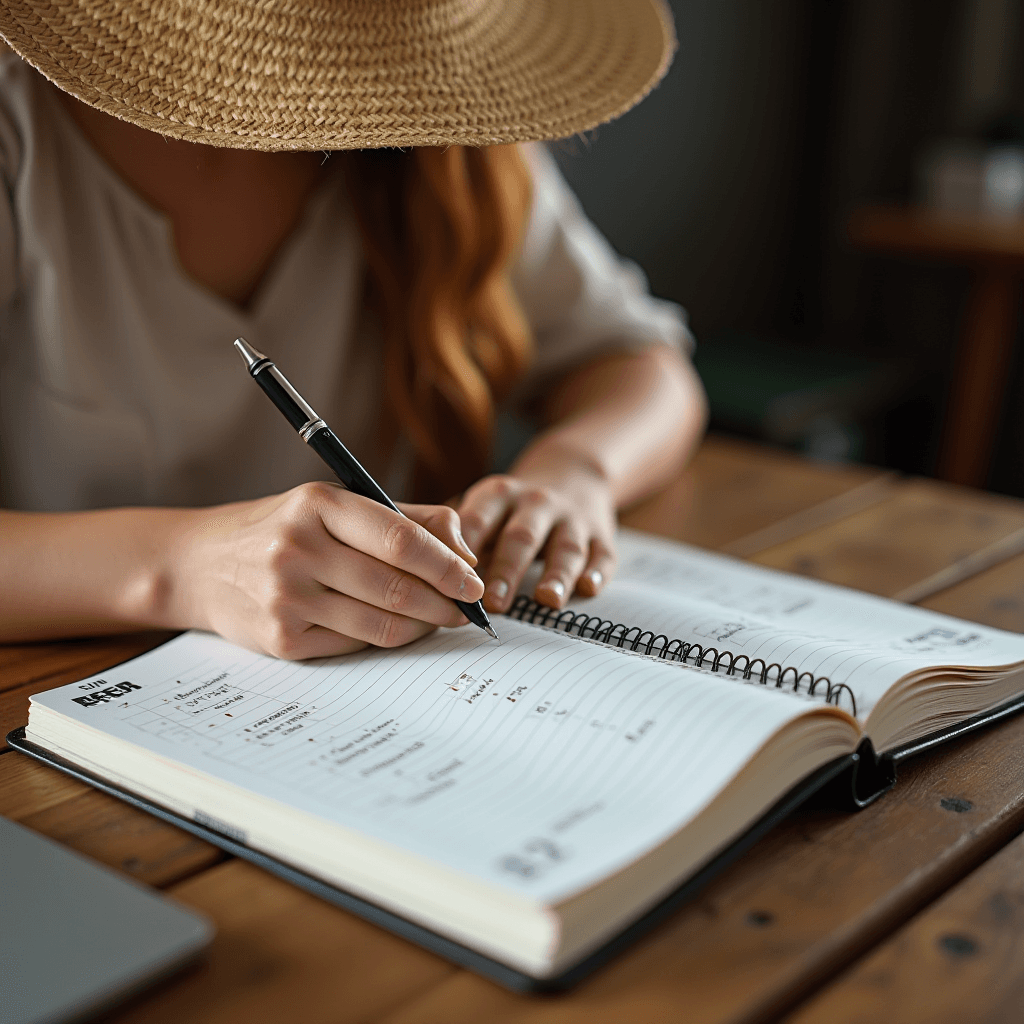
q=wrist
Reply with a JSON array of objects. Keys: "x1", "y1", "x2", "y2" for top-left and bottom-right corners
[
  {"x1": 510, "y1": 435, "x2": 610, "y2": 494},
  {"x1": 116, "y1": 507, "x2": 205, "y2": 631}
]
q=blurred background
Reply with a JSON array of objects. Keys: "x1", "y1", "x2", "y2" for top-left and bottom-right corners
[{"x1": 551, "y1": 0, "x2": 1024, "y2": 496}]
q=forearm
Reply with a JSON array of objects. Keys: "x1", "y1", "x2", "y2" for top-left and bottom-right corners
[
  {"x1": 1, "y1": 490, "x2": 484, "y2": 655},
  {"x1": 0, "y1": 507, "x2": 188, "y2": 642},
  {"x1": 511, "y1": 344, "x2": 708, "y2": 507}
]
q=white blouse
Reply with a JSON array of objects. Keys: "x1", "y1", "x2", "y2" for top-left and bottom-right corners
[{"x1": 0, "y1": 54, "x2": 691, "y2": 512}]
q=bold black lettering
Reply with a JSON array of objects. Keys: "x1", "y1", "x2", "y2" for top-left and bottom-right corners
[{"x1": 71, "y1": 681, "x2": 140, "y2": 708}]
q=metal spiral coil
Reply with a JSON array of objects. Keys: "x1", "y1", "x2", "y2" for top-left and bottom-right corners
[{"x1": 508, "y1": 595, "x2": 857, "y2": 716}]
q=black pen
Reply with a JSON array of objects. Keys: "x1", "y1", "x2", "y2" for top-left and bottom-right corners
[{"x1": 233, "y1": 338, "x2": 499, "y2": 642}]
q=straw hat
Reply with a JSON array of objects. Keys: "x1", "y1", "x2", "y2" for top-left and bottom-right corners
[{"x1": 0, "y1": 0, "x2": 675, "y2": 151}]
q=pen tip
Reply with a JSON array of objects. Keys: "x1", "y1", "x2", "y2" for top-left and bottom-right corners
[
  {"x1": 233, "y1": 337, "x2": 268, "y2": 373},
  {"x1": 485, "y1": 625, "x2": 500, "y2": 643}
]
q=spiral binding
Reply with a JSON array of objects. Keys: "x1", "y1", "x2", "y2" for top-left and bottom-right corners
[{"x1": 509, "y1": 595, "x2": 857, "y2": 715}]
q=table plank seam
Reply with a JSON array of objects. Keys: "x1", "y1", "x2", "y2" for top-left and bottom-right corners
[
  {"x1": 750, "y1": 807, "x2": 1024, "y2": 1023},
  {"x1": 151, "y1": 851, "x2": 235, "y2": 891},
  {"x1": 721, "y1": 473, "x2": 899, "y2": 558},
  {"x1": 897, "y1": 524, "x2": 1024, "y2": 604},
  {"x1": 8, "y1": 440, "x2": 1024, "y2": 1024},
  {"x1": 0, "y1": 657, "x2": 136, "y2": 695}
]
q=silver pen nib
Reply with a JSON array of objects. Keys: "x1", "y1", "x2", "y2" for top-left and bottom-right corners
[
  {"x1": 485, "y1": 625, "x2": 500, "y2": 642},
  {"x1": 233, "y1": 337, "x2": 269, "y2": 373}
]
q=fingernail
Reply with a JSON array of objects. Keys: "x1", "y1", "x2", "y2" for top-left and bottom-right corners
[
  {"x1": 488, "y1": 579, "x2": 509, "y2": 602},
  {"x1": 588, "y1": 570, "x2": 603, "y2": 589},
  {"x1": 455, "y1": 530, "x2": 477, "y2": 562},
  {"x1": 543, "y1": 579, "x2": 565, "y2": 600},
  {"x1": 460, "y1": 572, "x2": 484, "y2": 598}
]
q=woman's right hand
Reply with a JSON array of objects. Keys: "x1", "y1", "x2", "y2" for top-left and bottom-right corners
[{"x1": 166, "y1": 481, "x2": 484, "y2": 660}]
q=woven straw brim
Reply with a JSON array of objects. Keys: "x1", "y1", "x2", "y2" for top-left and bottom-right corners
[{"x1": 0, "y1": 0, "x2": 675, "y2": 151}]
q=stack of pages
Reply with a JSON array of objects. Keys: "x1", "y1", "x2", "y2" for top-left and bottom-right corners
[{"x1": 16, "y1": 531, "x2": 1024, "y2": 988}]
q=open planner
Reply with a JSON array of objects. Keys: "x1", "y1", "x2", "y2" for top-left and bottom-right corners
[{"x1": 12, "y1": 529, "x2": 1024, "y2": 990}]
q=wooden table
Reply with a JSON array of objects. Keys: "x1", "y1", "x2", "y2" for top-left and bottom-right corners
[
  {"x1": 5, "y1": 433, "x2": 1024, "y2": 1023},
  {"x1": 848, "y1": 204, "x2": 1024, "y2": 489}
]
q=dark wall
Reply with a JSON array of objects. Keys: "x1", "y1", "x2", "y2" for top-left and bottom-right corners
[
  {"x1": 552, "y1": 0, "x2": 1024, "y2": 494},
  {"x1": 551, "y1": 0, "x2": 977, "y2": 343},
  {"x1": 551, "y1": 0, "x2": 812, "y2": 338}
]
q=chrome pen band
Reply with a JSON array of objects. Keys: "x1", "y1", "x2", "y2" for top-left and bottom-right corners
[
  {"x1": 250, "y1": 358, "x2": 323, "y2": 427},
  {"x1": 299, "y1": 418, "x2": 327, "y2": 443}
]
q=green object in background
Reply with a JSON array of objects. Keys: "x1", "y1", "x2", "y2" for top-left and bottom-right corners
[{"x1": 693, "y1": 333, "x2": 896, "y2": 462}]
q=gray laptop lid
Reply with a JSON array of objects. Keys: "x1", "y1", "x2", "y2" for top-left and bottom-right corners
[{"x1": 1, "y1": 816, "x2": 214, "y2": 1024}]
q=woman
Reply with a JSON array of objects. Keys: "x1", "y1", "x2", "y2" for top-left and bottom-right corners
[{"x1": 0, "y1": 0, "x2": 706, "y2": 657}]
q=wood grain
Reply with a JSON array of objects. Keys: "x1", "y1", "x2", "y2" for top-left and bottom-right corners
[
  {"x1": 751, "y1": 478, "x2": 1024, "y2": 596},
  {"x1": 719, "y1": 475, "x2": 897, "y2": 558},
  {"x1": 6, "y1": 440, "x2": 1024, "y2": 1024},
  {"x1": 892, "y1": 526, "x2": 1024, "y2": 604},
  {"x1": 371, "y1": 479, "x2": 1024, "y2": 1024},
  {"x1": 784, "y1": 821, "x2": 1024, "y2": 1023},
  {"x1": 102, "y1": 860, "x2": 456, "y2": 1024},
  {"x1": 0, "y1": 631, "x2": 175, "y2": 743},
  {"x1": 0, "y1": 442, "x2": 887, "y2": 741},
  {"x1": 939, "y1": 269, "x2": 1020, "y2": 486},
  {"x1": 376, "y1": 714, "x2": 1024, "y2": 1024},
  {"x1": 0, "y1": 753, "x2": 223, "y2": 887},
  {"x1": 919, "y1": 551, "x2": 1024, "y2": 634},
  {"x1": 621, "y1": 435, "x2": 886, "y2": 551},
  {"x1": 0, "y1": 631, "x2": 177, "y2": 690},
  {"x1": 848, "y1": 205, "x2": 1024, "y2": 264}
]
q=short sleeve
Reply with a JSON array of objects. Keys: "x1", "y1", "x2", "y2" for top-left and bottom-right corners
[{"x1": 509, "y1": 143, "x2": 694, "y2": 410}]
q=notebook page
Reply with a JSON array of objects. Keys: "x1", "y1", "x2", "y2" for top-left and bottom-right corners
[
  {"x1": 29, "y1": 619, "x2": 852, "y2": 905},
  {"x1": 544, "y1": 530, "x2": 1024, "y2": 720}
]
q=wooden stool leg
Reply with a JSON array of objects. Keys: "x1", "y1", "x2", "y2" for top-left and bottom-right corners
[{"x1": 938, "y1": 267, "x2": 1019, "y2": 487}]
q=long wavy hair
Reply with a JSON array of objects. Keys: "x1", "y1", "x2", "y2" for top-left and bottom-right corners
[{"x1": 344, "y1": 145, "x2": 534, "y2": 503}]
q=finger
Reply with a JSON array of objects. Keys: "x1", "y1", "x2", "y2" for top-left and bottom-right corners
[
  {"x1": 265, "y1": 624, "x2": 369, "y2": 661},
  {"x1": 534, "y1": 521, "x2": 590, "y2": 609},
  {"x1": 311, "y1": 543, "x2": 467, "y2": 628},
  {"x1": 484, "y1": 501, "x2": 558, "y2": 613},
  {"x1": 457, "y1": 478, "x2": 518, "y2": 552},
  {"x1": 399, "y1": 503, "x2": 478, "y2": 566},
  {"x1": 314, "y1": 488, "x2": 484, "y2": 604},
  {"x1": 240, "y1": 613, "x2": 369, "y2": 661},
  {"x1": 575, "y1": 538, "x2": 618, "y2": 598},
  {"x1": 305, "y1": 587, "x2": 440, "y2": 649}
]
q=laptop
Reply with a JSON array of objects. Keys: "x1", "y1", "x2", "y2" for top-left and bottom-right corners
[{"x1": 2, "y1": 816, "x2": 214, "y2": 1024}]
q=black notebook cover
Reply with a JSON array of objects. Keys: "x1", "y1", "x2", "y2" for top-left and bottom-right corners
[
  {"x1": 11, "y1": 665, "x2": 1024, "y2": 989},
  {"x1": 8, "y1": 726, "x2": 857, "y2": 992}
]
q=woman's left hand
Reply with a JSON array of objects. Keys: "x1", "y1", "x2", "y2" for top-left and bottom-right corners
[{"x1": 456, "y1": 465, "x2": 616, "y2": 614}]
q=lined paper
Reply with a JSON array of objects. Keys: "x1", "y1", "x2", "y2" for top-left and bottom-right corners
[
  {"x1": 31, "y1": 618, "x2": 848, "y2": 903},
  {"x1": 554, "y1": 531, "x2": 1024, "y2": 719}
]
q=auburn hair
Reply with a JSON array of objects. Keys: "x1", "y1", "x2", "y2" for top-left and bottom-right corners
[{"x1": 344, "y1": 144, "x2": 534, "y2": 503}]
